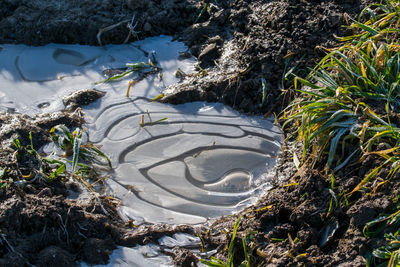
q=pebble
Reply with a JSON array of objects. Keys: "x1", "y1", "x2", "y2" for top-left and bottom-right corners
[
  {"x1": 198, "y1": 43, "x2": 219, "y2": 68},
  {"x1": 37, "y1": 187, "x2": 52, "y2": 197}
]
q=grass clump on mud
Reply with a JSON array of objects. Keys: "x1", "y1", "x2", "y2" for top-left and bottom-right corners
[
  {"x1": 8, "y1": 125, "x2": 111, "y2": 191},
  {"x1": 12, "y1": 131, "x2": 67, "y2": 184},
  {"x1": 201, "y1": 217, "x2": 254, "y2": 267},
  {"x1": 283, "y1": 1, "x2": 400, "y2": 266},
  {"x1": 284, "y1": 1, "x2": 400, "y2": 174}
]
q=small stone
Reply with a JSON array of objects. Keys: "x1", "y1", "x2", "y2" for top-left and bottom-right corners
[
  {"x1": 37, "y1": 187, "x2": 52, "y2": 197},
  {"x1": 208, "y1": 35, "x2": 223, "y2": 45},
  {"x1": 24, "y1": 184, "x2": 37, "y2": 194},
  {"x1": 198, "y1": 43, "x2": 219, "y2": 68}
]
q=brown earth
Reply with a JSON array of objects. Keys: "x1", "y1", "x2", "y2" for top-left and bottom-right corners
[{"x1": 0, "y1": 0, "x2": 393, "y2": 266}]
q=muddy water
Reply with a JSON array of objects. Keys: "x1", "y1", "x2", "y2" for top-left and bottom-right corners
[{"x1": 0, "y1": 36, "x2": 282, "y2": 225}]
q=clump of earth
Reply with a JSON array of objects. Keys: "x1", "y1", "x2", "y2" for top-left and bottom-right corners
[{"x1": 0, "y1": 0, "x2": 389, "y2": 266}]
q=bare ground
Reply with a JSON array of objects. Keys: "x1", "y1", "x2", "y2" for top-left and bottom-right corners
[{"x1": 0, "y1": 0, "x2": 392, "y2": 266}]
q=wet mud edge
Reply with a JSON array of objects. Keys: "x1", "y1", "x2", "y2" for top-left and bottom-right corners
[{"x1": 0, "y1": 0, "x2": 391, "y2": 266}]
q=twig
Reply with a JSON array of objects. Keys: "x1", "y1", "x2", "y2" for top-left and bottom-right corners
[
  {"x1": 57, "y1": 209, "x2": 70, "y2": 245},
  {"x1": 0, "y1": 234, "x2": 15, "y2": 252},
  {"x1": 97, "y1": 19, "x2": 131, "y2": 46},
  {"x1": 124, "y1": 15, "x2": 139, "y2": 44}
]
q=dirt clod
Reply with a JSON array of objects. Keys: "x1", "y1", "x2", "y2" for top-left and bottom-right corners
[
  {"x1": 36, "y1": 246, "x2": 76, "y2": 267},
  {"x1": 80, "y1": 238, "x2": 116, "y2": 265},
  {"x1": 63, "y1": 89, "x2": 105, "y2": 111},
  {"x1": 198, "y1": 43, "x2": 219, "y2": 68},
  {"x1": 171, "y1": 248, "x2": 199, "y2": 267}
]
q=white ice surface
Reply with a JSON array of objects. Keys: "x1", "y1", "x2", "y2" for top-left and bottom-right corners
[
  {"x1": 0, "y1": 36, "x2": 282, "y2": 226},
  {"x1": 97, "y1": 100, "x2": 282, "y2": 225},
  {"x1": 158, "y1": 233, "x2": 201, "y2": 248},
  {"x1": 80, "y1": 245, "x2": 173, "y2": 267},
  {"x1": 0, "y1": 36, "x2": 194, "y2": 115}
]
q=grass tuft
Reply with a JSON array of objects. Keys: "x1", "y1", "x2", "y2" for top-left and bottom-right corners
[
  {"x1": 283, "y1": 1, "x2": 400, "y2": 265},
  {"x1": 283, "y1": 0, "x2": 400, "y2": 191},
  {"x1": 201, "y1": 217, "x2": 253, "y2": 267}
]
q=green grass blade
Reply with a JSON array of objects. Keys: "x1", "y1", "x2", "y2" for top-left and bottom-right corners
[
  {"x1": 242, "y1": 236, "x2": 250, "y2": 267},
  {"x1": 200, "y1": 259, "x2": 226, "y2": 267},
  {"x1": 48, "y1": 164, "x2": 66, "y2": 180},
  {"x1": 89, "y1": 146, "x2": 112, "y2": 168},
  {"x1": 95, "y1": 70, "x2": 134, "y2": 84},
  {"x1": 349, "y1": 16, "x2": 380, "y2": 36},
  {"x1": 126, "y1": 62, "x2": 148, "y2": 70},
  {"x1": 347, "y1": 161, "x2": 387, "y2": 196},
  {"x1": 29, "y1": 132, "x2": 35, "y2": 152},
  {"x1": 13, "y1": 138, "x2": 21, "y2": 149},
  {"x1": 227, "y1": 217, "x2": 241, "y2": 267}
]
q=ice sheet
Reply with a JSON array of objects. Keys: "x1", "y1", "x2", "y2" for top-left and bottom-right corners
[{"x1": 0, "y1": 36, "x2": 282, "y2": 226}]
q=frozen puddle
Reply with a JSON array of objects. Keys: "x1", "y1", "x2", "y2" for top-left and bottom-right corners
[
  {"x1": 0, "y1": 36, "x2": 193, "y2": 115},
  {"x1": 87, "y1": 100, "x2": 281, "y2": 224},
  {"x1": 81, "y1": 245, "x2": 173, "y2": 267},
  {"x1": 0, "y1": 36, "x2": 282, "y2": 225},
  {"x1": 81, "y1": 233, "x2": 204, "y2": 267}
]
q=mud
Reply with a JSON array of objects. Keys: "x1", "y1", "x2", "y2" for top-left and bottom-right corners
[
  {"x1": 63, "y1": 89, "x2": 105, "y2": 111},
  {"x1": 0, "y1": 0, "x2": 200, "y2": 46},
  {"x1": 0, "y1": 0, "x2": 391, "y2": 266},
  {"x1": 163, "y1": 0, "x2": 375, "y2": 114}
]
